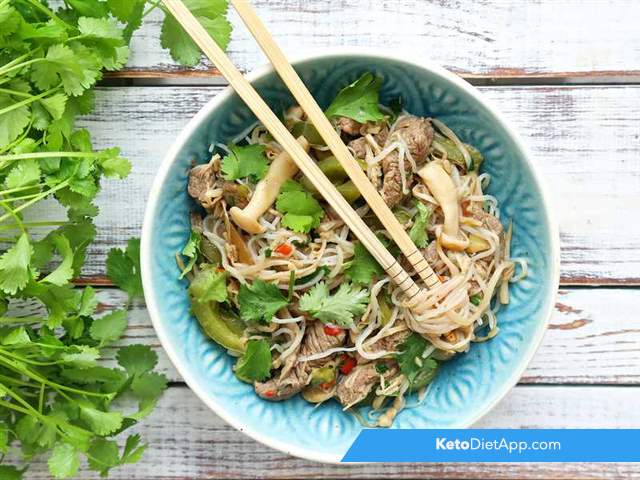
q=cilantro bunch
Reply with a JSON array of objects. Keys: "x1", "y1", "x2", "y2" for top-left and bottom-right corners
[{"x1": 0, "y1": 0, "x2": 234, "y2": 477}]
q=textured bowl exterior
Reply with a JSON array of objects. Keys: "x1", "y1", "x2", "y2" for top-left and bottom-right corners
[{"x1": 141, "y1": 51, "x2": 560, "y2": 463}]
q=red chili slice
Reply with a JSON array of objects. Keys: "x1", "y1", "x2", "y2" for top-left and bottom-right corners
[
  {"x1": 340, "y1": 356, "x2": 357, "y2": 375},
  {"x1": 264, "y1": 390, "x2": 276, "y2": 398},
  {"x1": 323, "y1": 324, "x2": 342, "y2": 336},
  {"x1": 274, "y1": 243, "x2": 293, "y2": 256}
]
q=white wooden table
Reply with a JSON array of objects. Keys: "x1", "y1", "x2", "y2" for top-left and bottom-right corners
[{"x1": 26, "y1": 1, "x2": 640, "y2": 478}]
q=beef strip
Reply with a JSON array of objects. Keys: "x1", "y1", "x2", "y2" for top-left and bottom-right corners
[
  {"x1": 381, "y1": 116, "x2": 434, "y2": 207},
  {"x1": 336, "y1": 117, "x2": 362, "y2": 136},
  {"x1": 254, "y1": 321, "x2": 345, "y2": 401},
  {"x1": 187, "y1": 163, "x2": 215, "y2": 202},
  {"x1": 336, "y1": 361, "x2": 399, "y2": 408},
  {"x1": 348, "y1": 125, "x2": 389, "y2": 159}
]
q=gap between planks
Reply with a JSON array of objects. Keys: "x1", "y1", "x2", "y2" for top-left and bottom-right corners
[{"x1": 103, "y1": 69, "x2": 640, "y2": 87}]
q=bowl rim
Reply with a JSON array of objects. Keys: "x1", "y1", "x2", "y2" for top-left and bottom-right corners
[{"x1": 140, "y1": 47, "x2": 561, "y2": 464}]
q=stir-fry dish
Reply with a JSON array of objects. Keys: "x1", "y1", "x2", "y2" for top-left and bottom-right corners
[{"x1": 179, "y1": 73, "x2": 526, "y2": 427}]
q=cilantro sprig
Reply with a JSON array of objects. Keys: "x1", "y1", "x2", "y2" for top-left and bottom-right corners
[
  {"x1": 0, "y1": 0, "x2": 235, "y2": 476},
  {"x1": 396, "y1": 333, "x2": 439, "y2": 390},
  {"x1": 234, "y1": 339, "x2": 272, "y2": 383},
  {"x1": 221, "y1": 143, "x2": 269, "y2": 182},
  {"x1": 325, "y1": 72, "x2": 385, "y2": 124},
  {"x1": 345, "y1": 241, "x2": 384, "y2": 284},
  {"x1": 237, "y1": 279, "x2": 288, "y2": 324},
  {"x1": 409, "y1": 201, "x2": 432, "y2": 248},
  {"x1": 275, "y1": 180, "x2": 325, "y2": 233},
  {"x1": 299, "y1": 282, "x2": 369, "y2": 328}
]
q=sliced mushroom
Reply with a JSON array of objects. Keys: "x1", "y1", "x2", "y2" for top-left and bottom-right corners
[
  {"x1": 417, "y1": 162, "x2": 469, "y2": 251},
  {"x1": 230, "y1": 136, "x2": 310, "y2": 234}
]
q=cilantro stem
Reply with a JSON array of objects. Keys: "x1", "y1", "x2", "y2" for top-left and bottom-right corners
[
  {"x1": 142, "y1": 0, "x2": 164, "y2": 18},
  {"x1": 0, "y1": 118, "x2": 35, "y2": 155},
  {"x1": 0, "y1": 391, "x2": 93, "y2": 442},
  {"x1": 0, "y1": 86, "x2": 62, "y2": 117},
  {"x1": 287, "y1": 270, "x2": 295, "y2": 301},
  {"x1": 0, "y1": 178, "x2": 70, "y2": 224},
  {"x1": 0, "y1": 373, "x2": 40, "y2": 389},
  {"x1": 0, "y1": 184, "x2": 49, "y2": 196},
  {"x1": 0, "y1": 201, "x2": 26, "y2": 234},
  {"x1": 0, "y1": 58, "x2": 45, "y2": 78},
  {"x1": 0, "y1": 316, "x2": 47, "y2": 325},
  {"x1": 1, "y1": 191, "x2": 49, "y2": 203},
  {"x1": 0, "y1": 349, "x2": 113, "y2": 398},
  {"x1": 0, "y1": 398, "x2": 31, "y2": 416},
  {"x1": 0, "y1": 151, "x2": 104, "y2": 162},
  {"x1": 0, "y1": 87, "x2": 34, "y2": 98},
  {"x1": 38, "y1": 382, "x2": 45, "y2": 413},
  {"x1": 0, "y1": 49, "x2": 39, "y2": 77},
  {"x1": 0, "y1": 220, "x2": 67, "y2": 231}
]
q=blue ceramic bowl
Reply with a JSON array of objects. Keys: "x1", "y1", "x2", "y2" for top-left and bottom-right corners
[{"x1": 141, "y1": 50, "x2": 560, "y2": 463}]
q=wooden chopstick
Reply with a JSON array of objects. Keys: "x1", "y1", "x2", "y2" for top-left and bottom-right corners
[
  {"x1": 229, "y1": 0, "x2": 440, "y2": 290},
  {"x1": 162, "y1": 0, "x2": 428, "y2": 304}
]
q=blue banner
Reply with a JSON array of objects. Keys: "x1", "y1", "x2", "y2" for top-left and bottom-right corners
[{"x1": 342, "y1": 429, "x2": 640, "y2": 462}]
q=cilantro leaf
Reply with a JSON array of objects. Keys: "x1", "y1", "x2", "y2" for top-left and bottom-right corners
[
  {"x1": 117, "y1": 344, "x2": 158, "y2": 376},
  {"x1": 325, "y1": 72, "x2": 385, "y2": 123},
  {"x1": 160, "y1": 0, "x2": 231, "y2": 66},
  {"x1": 61, "y1": 345, "x2": 100, "y2": 368},
  {"x1": 40, "y1": 234, "x2": 74, "y2": 286},
  {"x1": 221, "y1": 143, "x2": 268, "y2": 181},
  {"x1": 131, "y1": 372, "x2": 168, "y2": 401},
  {"x1": 188, "y1": 264, "x2": 228, "y2": 303},
  {"x1": 87, "y1": 438, "x2": 120, "y2": 476},
  {"x1": 237, "y1": 279, "x2": 287, "y2": 324},
  {"x1": 40, "y1": 93, "x2": 68, "y2": 120},
  {"x1": 2, "y1": 327, "x2": 31, "y2": 346},
  {"x1": 89, "y1": 309, "x2": 128, "y2": 345},
  {"x1": 234, "y1": 339, "x2": 272, "y2": 383},
  {"x1": 5, "y1": 159, "x2": 41, "y2": 190},
  {"x1": 299, "y1": 282, "x2": 369, "y2": 327},
  {"x1": 275, "y1": 180, "x2": 325, "y2": 233},
  {"x1": 121, "y1": 434, "x2": 147, "y2": 465},
  {"x1": 345, "y1": 241, "x2": 383, "y2": 284},
  {"x1": 79, "y1": 403, "x2": 123, "y2": 436},
  {"x1": 99, "y1": 148, "x2": 132, "y2": 178},
  {"x1": 179, "y1": 230, "x2": 201, "y2": 278},
  {"x1": 0, "y1": 233, "x2": 33, "y2": 295},
  {"x1": 106, "y1": 238, "x2": 143, "y2": 299},
  {"x1": 396, "y1": 333, "x2": 439, "y2": 390},
  {"x1": 31, "y1": 43, "x2": 101, "y2": 96},
  {"x1": 409, "y1": 201, "x2": 432, "y2": 248},
  {"x1": 0, "y1": 94, "x2": 30, "y2": 145},
  {"x1": 48, "y1": 443, "x2": 80, "y2": 479},
  {"x1": 0, "y1": 466, "x2": 22, "y2": 480},
  {"x1": 106, "y1": 0, "x2": 139, "y2": 22}
]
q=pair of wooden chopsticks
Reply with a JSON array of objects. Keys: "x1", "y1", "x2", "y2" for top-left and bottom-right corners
[{"x1": 162, "y1": 0, "x2": 440, "y2": 303}]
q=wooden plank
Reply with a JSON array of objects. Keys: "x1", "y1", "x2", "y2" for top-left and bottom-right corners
[
  {"x1": 115, "y1": 0, "x2": 640, "y2": 81},
  {"x1": 12, "y1": 287, "x2": 639, "y2": 384},
  {"x1": 75, "y1": 85, "x2": 640, "y2": 284},
  {"x1": 16, "y1": 384, "x2": 640, "y2": 479}
]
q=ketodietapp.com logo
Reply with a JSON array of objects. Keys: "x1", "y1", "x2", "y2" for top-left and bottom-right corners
[
  {"x1": 435, "y1": 435, "x2": 560, "y2": 454},
  {"x1": 341, "y1": 429, "x2": 640, "y2": 462}
]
